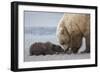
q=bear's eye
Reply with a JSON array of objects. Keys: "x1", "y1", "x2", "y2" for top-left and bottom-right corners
[{"x1": 60, "y1": 42, "x2": 65, "y2": 45}]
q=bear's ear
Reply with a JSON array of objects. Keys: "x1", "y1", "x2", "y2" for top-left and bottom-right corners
[{"x1": 58, "y1": 23, "x2": 65, "y2": 33}]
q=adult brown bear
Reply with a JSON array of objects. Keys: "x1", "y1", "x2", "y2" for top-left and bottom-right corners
[{"x1": 56, "y1": 13, "x2": 90, "y2": 54}]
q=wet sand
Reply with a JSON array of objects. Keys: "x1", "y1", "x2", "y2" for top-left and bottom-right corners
[{"x1": 24, "y1": 52, "x2": 90, "y2": 62}]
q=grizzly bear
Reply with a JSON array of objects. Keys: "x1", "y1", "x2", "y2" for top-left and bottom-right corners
[
  {"x1": 30, "y1": 42, "x2": 55, "y2": 56},
  {"x1": 56, "y1": 13, "x2": 90, "y2": 54},
  {"x1": 30, "y1": 42, "x2": 64, "y2": 56}
]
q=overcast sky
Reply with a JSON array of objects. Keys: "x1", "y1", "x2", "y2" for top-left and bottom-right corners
[{"x1": 24, "y1": 11, "x2": 64, "y2": 28}]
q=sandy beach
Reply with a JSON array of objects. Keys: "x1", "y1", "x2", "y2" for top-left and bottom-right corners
[{"x1": 24, "y1": 52, "x2": 90, "y2": 62}]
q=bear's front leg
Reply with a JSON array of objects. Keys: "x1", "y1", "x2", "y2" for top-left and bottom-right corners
[
  {"x1": 81, "y1": 35, "x2": 90, "y2": 53},
  {"x1": 71, "y1": 32, "x2": 83, "y2": 54}
]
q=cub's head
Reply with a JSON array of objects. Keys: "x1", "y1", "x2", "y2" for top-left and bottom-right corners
[{"x1": 56, "y1": 25, "x2": 71, "y2": 51}]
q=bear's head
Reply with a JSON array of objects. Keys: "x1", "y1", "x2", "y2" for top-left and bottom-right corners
[{"x1": 56, "y1": 25, "x2": 71, "y2": 51}]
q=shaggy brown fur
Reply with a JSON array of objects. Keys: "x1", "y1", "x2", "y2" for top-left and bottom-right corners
[
  {"x1": 30, "y1": 42, "x2": 64, "y2": 56},
  {"x1": 56, "y1": 13, "x2": 90, "y2": 54}
]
